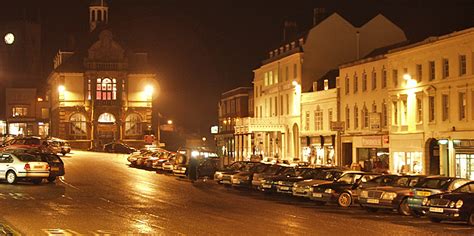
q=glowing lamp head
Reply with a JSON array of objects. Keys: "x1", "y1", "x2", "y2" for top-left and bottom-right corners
[
  {"x1": 167, "y1": 120, "x2": 173, "y2": 125},
  {"x1": 145, "y1": 85, "x2": 154, "y2": 95},
  {"x1": 292, "y1": 80, "x2": 298, "y2": 86},
  {"x1": 202, "y1": 137, "x2": 207, "y2": 142},
  {"x1": 4, "y1": 33, "x2": 14, "y2": 45},
  {"x1": 403, "y1": 74, "x2": 412, "y2": 81},
  {"x1": 58, "y1": 85, "x2": 65, "y2": 93}
]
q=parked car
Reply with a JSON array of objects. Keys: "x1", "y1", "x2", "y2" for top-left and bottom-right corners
[
  {"x1": 310, "y1": 172, "x2": 380, "y2": 207},
  {"x1": 229, "y1": 163, "x2": 270, "y2": 187},
  {"x1": 103, "y1": 142, "x2": 137, "y2": 154},
  {"x1": 8, "y1": 148, "x2": 65, "y2": 183},
  {"x1": 407, "y1": 176, "x2": 470, "y2": 216},
  {"x1": 48, "y1": 138, "x2": 71, "y2": 156},
  {"x1": 251, "y1": 164, "x2": 295, "y2": 189},
  {"x1": 0, "y1": 151, "x2": 50, "y2": 184},
  {"x1": 292, "y1": 169, "x2": 347, "y2": 198},
  {"x1": 358, "y1": 175, "x2": 426, "y2": 215},
  {"x1": 274, "y1": 167, "x2": 337, "y2": 194},
  {"x1": 424, "y1": 181, "x2": 474, "y2": 225},
  {"x1": 2, "y1": 136, "x2": 54, "y2": 153},
  {"x1": 220, "y1": 162, "x2": 262, "y2": 185},
  {"x1": 161, "y1": 154, "x2": 177, "y2": 172},
  {"x1": 214, "y1": 161, "x2": 257, "y2": 183}
]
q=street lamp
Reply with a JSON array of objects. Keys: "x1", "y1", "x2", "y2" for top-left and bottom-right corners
[
  {"x1": 145, "y1": 85, "x2": 153, "y2": 96},
  {"x1": 58, "y1": 85, "x2": 65, "y2": 93},
  {"x1": 167, "y1": 120, "x2": 173, "y2": 125}
]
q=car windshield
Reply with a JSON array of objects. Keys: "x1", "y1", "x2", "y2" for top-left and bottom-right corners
[
  {"x1": 249, "y1": 164, "x2": 268, "y2": 172},
  {"x1": 393, "y1": 176, "x2": 422, "y2": 187},
  {"x1": 316, "y1": 170, "x2": 342, "y2": 180},
  {"x1": 415, "y1": 178, "x2": 452, "y2": 189},
  {"x1": 279, "y1": 167, "x2": 296, "y2": 176},
  {"x1": 16, "y1": 154, "x2": 42, "y2": 162},
  {"x1": 25, "y1": 139, "x2": 41, "y2": 145},
  {"x1": 263, "y1": 165, "x2": 281, "y2": 174},
  {"x1": 336, "y1": 173, "x2": 362, "y2": 184}
]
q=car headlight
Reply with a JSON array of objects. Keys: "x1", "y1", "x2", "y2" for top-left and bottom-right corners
[
  {"x1": 382, "y1": 192, "x2": 397, "y2": 200},
  {"x1": 260, "y1": 179, "x2": 266, "y2": 183},
  {"x1": 360, "y1": 190, "x2": 368, "y2": 198},
  {"x1": 325, "y1": 188, "x2": 334, "y2": 194},
  {"x1": 309, "y1": 187, "x2": 313, "y2": 192},
  {"x1": 455, "y1": 200, "x2": 463, "y2": 209},
  {"x1": 293, "y1": 183, "x2": 298, "y2": 187},
  {"x1": 449, "y1": 201, "x2": 455, "y2": 208},
  {"x1": 422, "y1": 198, "x2": 429, "y2": 206}
]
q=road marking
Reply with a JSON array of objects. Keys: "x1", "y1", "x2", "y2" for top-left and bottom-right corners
[{"x1": 58, "y1": 176, "x2": 80, "y2": 190}]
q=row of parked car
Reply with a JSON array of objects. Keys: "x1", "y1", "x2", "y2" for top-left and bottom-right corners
[
  {"x1": 214, "y1": 161, "x2": 474, "y2": 226},
  {"x1": 126, "y1": 149, "x2": 473, "y2": 226},
  {"x1": 0, "y1": 136, "x2": 67, "y2": 185}
]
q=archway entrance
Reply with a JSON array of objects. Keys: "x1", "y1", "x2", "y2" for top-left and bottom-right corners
[{"x1": 97, "y1": 113, "x2": 117, "y2": 145}]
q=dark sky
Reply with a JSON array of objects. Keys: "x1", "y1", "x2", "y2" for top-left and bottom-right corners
[{"x1": 1, "y1": 0, "x2": 473, "y2": 136}]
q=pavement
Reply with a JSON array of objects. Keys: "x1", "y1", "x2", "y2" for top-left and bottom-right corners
[{"x1": 0, "y1": 150, "x2": 472, "y2": 235}]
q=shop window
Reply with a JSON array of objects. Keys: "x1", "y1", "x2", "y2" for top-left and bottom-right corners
[
  {"x1": 98, "y1": 113, "x2": 116, "y2": 123},
  {"x1": 69, "y1": 113, "x2": 87, "y2": 138},
  {"x1": 125, "y1": 113, "x2": 142, "y2": 137},
  {"x1": 12, "y1": 107, "x2": 28, "y2": 117},
  {"x1": 455, "y1": 154, "x2": 474, "y2": 180},
  {"x1": 393, "y1": 151, "x2": 423, "y2": 174}
]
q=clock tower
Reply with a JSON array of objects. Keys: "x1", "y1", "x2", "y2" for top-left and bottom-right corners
[{"x1": 89, "y1": 0, "x2": 109, "y2": 32}]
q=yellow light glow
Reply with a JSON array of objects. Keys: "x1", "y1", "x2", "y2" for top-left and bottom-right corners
[
  {"x1": 145, "y1": 85, "x2": 153, "y2": 95},
  {"x1": 58, "y1": 85, "x2": 65, "y2": 93},
  {"x1": 292, "y1": 80, "x2": 298, "y2": 86},
  {"x1": 403, "y1": 74, "x2": 412, "y2": 81},
  {"x1": 37, "y1": 97, "x2": 43, "y2": 102},
  {"x1": 167, "y1": 120, "x2": 173, "y2": 125},
  {"x1": 202, "y1": 137, "x2": 207, "y2": 142}
]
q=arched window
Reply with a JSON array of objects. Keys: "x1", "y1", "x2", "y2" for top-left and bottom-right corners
[
  {"x1": 96, "y1": 78, "x2": 117, "y2": 100},
  {"x1": 98, "y1": 113, "x2": 116, "y2": 123},
  {"x1": 125, "y1": 113, "x2": 142, "y2": 136},
  {"x1": 70, "y1": 113, "x2": 87, "y2": 138}
]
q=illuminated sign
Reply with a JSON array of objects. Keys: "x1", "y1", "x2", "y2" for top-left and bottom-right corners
[{"x1": 210, "y1": 125, "x2": 218, "y2": 134}]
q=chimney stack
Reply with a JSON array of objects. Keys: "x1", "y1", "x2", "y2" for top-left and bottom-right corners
[
  {"x1": 283, "y1": 20, "x2": 298, "y2": 42},
  {"x1": 313, "y1": 8, "x2": 326, "y2": 26}
]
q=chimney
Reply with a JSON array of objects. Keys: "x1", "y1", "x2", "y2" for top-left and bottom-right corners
[
  {"x1": 283, "y1": 20, "x2": 298, "y2": 42},
  {"x1": 313, "y1": 8, "x2": 326, "y2": 26}
]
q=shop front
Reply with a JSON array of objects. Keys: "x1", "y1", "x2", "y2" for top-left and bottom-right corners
[
  {"x1": 301, "y1": 135, "x2": 335, "y2": 165},
  {"x1": 390, "y1": 133, "x2": 424, "y2": 174},
  {"x1": 454, "y1": 139, "x2": 474, "y2": 180},
  {"x1": 355, "y1": 136, "x2": 389, "y2": 172}
]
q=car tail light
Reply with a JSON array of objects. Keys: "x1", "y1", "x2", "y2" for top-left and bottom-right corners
[
  {"x1": 46, "y1": 164, "x2": 50, "y2": 170},
  {"x1": 24, "y1": 163, "x2": 31, "y2": 170},
  {"x1": 408, "y1": 190, "x2": 414, "y2": 197}
]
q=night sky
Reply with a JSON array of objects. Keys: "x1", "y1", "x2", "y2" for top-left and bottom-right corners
[{"x1": 1, "y1": 0, "x2": 473, "y2": 137}]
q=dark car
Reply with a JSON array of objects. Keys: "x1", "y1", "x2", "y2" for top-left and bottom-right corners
[
  {"x1": 292, "y1": 169, "x2": 347, "y2": 198},
  {"x1": 310, "y1": 172, "x2": 380, "y2": 207},
  {"x1": 358, "y1": 175, "x2": 426, "y2": 215},
  {"x1": 220, "y1": 162, "x2": 262, "y2": 185},
  {"x1": 230, "y1": 163, "x2": 270, "y2": 187},
  {"x1": 38, "y1": 153, "x2": 65, "y2": 182},
  {"x1": 103, "y1": 142, "x2": 137, "y2": 154},
  {"x1": 271, "y1": 167, "x2": 336, "y2": 194},
  {"x1": 424, "y1": 181, "x2": 474, "y2": 225},
  {"x1": 407, "y1": 176, "x2": 470, "y2": 216},
  {"x1": 251, "y1": 164, "x2": 295, "y2": 189},
  {"x1": 214, "y1": 161, "x2": 260, "y2": 184}
]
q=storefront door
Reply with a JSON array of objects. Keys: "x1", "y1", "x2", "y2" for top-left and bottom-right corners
[{"x1": 456, "y1": 153, "x2": 474, "y2": 180}]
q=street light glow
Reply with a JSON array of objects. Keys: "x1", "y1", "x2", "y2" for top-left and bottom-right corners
[
  {"x1": 145, "y1": 85, "x2": 154, "y2": 95},
  {"x1": 167, "y1": 120, "x2": 173, "y2": 125},
  {"x1": 58, "y1": 85, "x2": 65, "y2": 93},
  {"x1": 403, "y1": 74, "x2": 411, "y2": 81}
]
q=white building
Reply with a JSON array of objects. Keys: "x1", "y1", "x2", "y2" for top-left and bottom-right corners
[{"x1": 235, "y1": 12, "x2": 406, "y2": 162}]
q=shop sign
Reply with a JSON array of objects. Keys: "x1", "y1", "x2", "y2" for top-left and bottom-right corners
[
  {"x1": 369, "y1": 113, "x2": 381, "y2": 131},
  {"x1": 330, "y1": 121, "x2": 345, "y2": 131},
  {"x1": 310, "y1": 136, "x2": 322, "y2": 145},
  {"x1": 362, "y1": 136, "x2": 381, "y2": 147}
]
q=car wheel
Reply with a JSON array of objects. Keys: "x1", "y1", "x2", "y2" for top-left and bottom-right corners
[
  {"x1": 6, "y1": 171, "x2": 17, "y2": 184},
  {"x1": 32, "y1": 178, "x2": 42, "y2": 185},
  {"x1": 365, "y1": 207, "x2": 378, "y2": 213},
  {"x1": 338, "y1": 192, "x2": 352, "y2": 208},
  {"x1": 398, "y1": 198, "x2": 411, "y2": 216},
  {"x1": 429, "y1": 217, "x2": 442, "y2": 223},
  {"x1": 47, "y1": 176, "x2": 56, "y2": 183},
  {"x1": 468, "y1": 211, "x2": 474, "y2": 226}
]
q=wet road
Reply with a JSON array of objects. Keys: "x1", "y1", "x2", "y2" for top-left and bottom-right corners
[{"x1": 0, "y1": 151, "x2": 472, "y2": 235}]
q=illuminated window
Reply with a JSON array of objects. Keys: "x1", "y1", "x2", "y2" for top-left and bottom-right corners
[
  {"x1": 70, "y1": 113, "x2": 87, "y2": 138},
  {"x1": 362, "y1": 72, "x2": 367, "y2": 91},
  {"x1": 98, "y1": 113, "x2": 116, "y2": 123},
  {"x1": 459, "y1": 92, "x2": 466, "y2": 121},
  {"x1": 125, "y1": 113, "x2": 142, "y2": 137},
  {"x1": 429, "y1": 61, "x2": 435, "y2": 81},
  {"x1": 12, "y1": 107, "x2": 28, "y2": 117},
  {"x1": 274, "y1": 70, "x2": 278, "y2": 83},
  {"x1": 96, "y1": 78, "x2": 117, "y2": 100},
  {"x1": 416, "y1": 97, "x2": 423, "y2": 123},
  {"x1": 442, "y1": 94, "x2": 449, "y2": 121},
  {"x1": 87, "y1": 79, "x2": 91, "y2": 100},
  {"x1": 442, "y1": 59, "x2": 449, "y2": 78},
  {"x1": 269, "y1": 71, "x2": 273, "y2": 85},
  {"x1": 314, "y1": 106, "x2": 323, "y2": 131},
  {"x1": 459, "y1": 55, "x2": 466, "y2": 76}
]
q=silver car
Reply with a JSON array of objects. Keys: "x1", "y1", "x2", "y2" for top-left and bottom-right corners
[{"x1": 0, "y1": 152, "x2": 50, "y2": 184}]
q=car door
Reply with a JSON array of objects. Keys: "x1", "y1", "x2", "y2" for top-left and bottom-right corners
[{"x1": 0, "y1": 154, "x2": 13, "y2": 179}]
